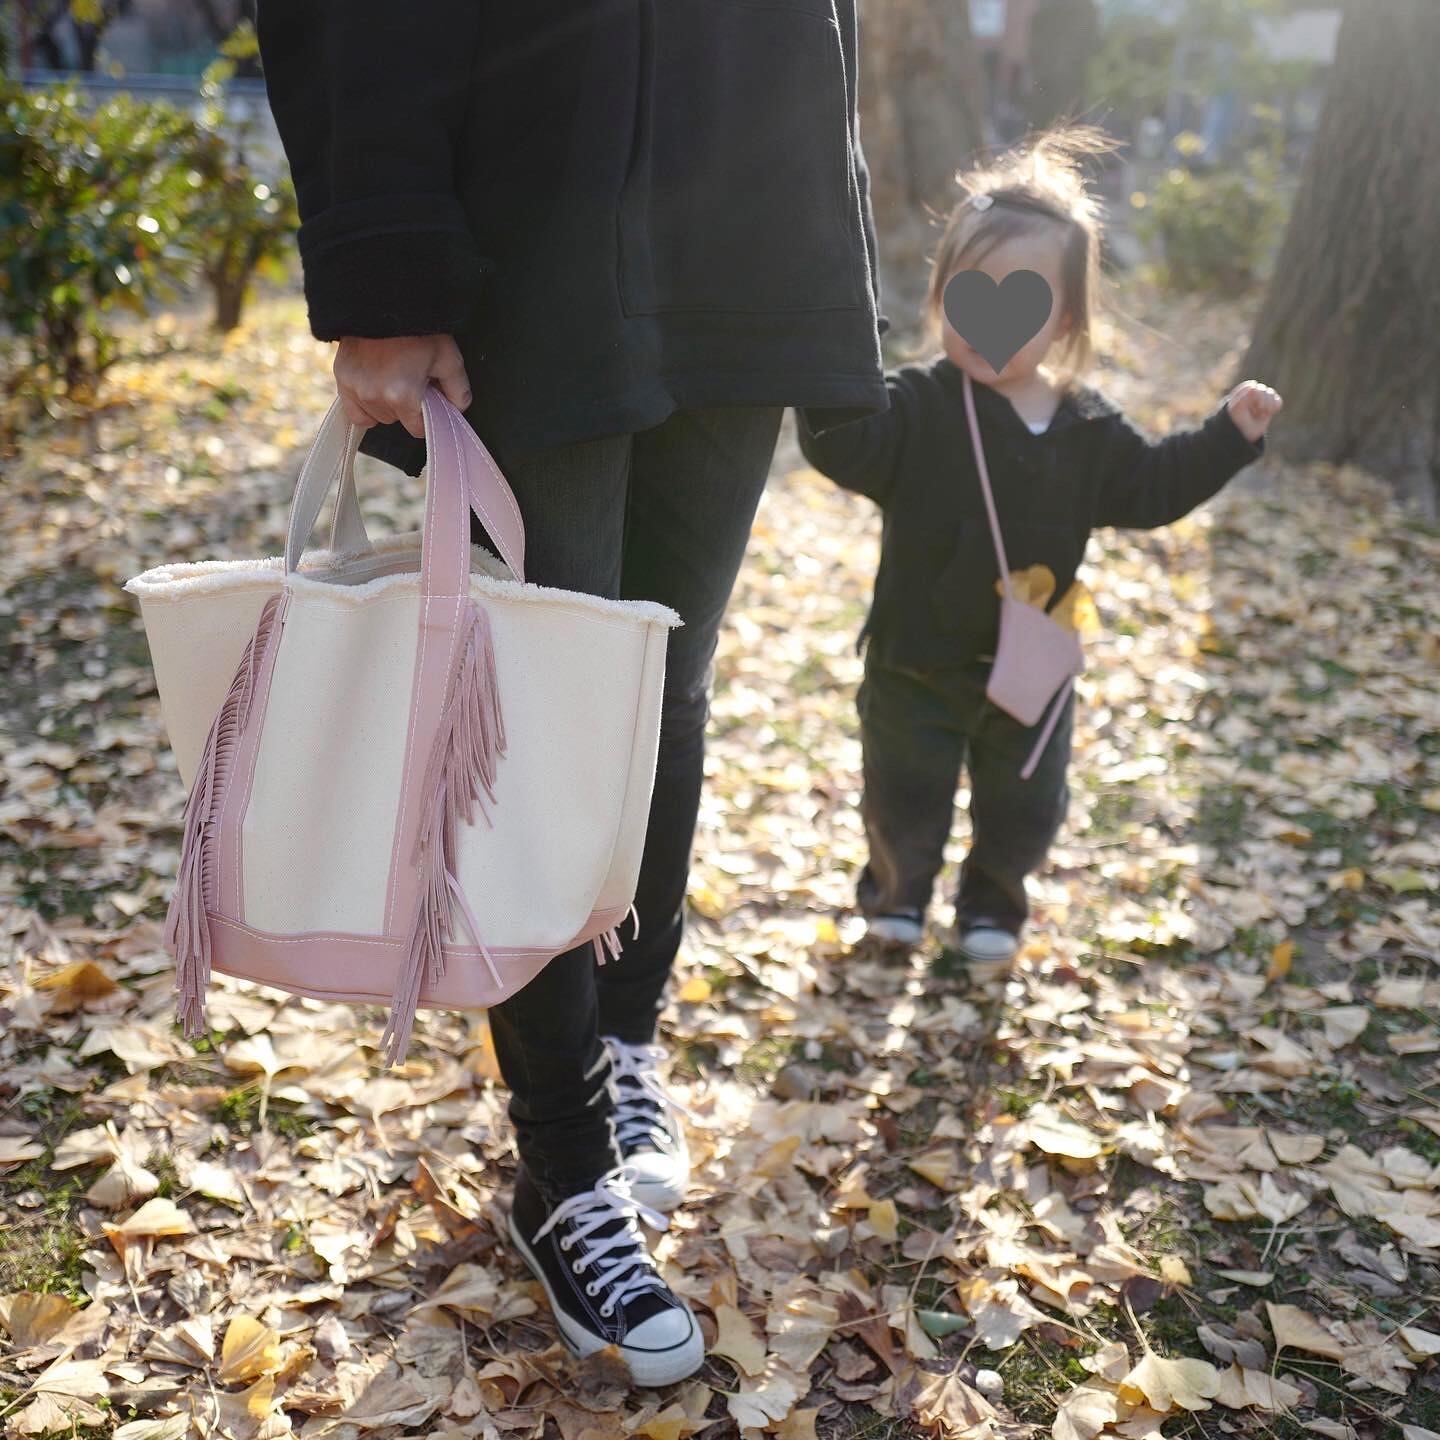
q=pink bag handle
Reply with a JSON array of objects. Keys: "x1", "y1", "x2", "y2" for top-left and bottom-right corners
[
  {"x1": 285, "y1": 390, "x2": 527, "y2": 584},
  {"x1": 960, "y1": 370, "x2": 1013, "y2": 598}
]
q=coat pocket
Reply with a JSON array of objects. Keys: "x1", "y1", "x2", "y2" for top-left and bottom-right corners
[{"x1": 618, "y1": 0, "x2": 863, "y2": 316}]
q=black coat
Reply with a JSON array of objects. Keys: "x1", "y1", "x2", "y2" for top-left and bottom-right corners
[
  {"x1": 256, "y1": 0, "x2": 887, "y2": 475},
  {"x1": 798, "y1": 356, "x2": 1265, "y2": 671}
]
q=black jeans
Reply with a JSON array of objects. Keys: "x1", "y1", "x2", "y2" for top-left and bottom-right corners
[
  {"x1": 854, "y1": 658, "x2": 1073, "y2": 935},
  {"x1": 471, "y1": 406, "x2": 782, "y2": 1194}
]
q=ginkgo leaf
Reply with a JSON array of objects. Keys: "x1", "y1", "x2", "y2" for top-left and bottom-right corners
[
  {"x1": 85, "y1": 1152, "x2": 160, "y2": 1209},
  {"x1": 914, "y1": 1367, "x2": 1000, "y2": 1436},
  {"x1": 1023, "y1": 1105, "x2": 1104, "y2": 1160},
  {"x1": 1117, "y1": 1352, "x2": 1221, "y2": 1412},
  {"x1": 710, "y1": 1303, "x2": 767, "y2": 1377},
  {"x1": 1399, "y1": 1326, "x2": 1440, "y2": 1359},
  {"x1": 0, "y1": 1136, "x2": 45, "y2": 1170},
  {"x1": 114, "y1": 1418, "x2": 192, "y2": 1440},
  {"x1": 629, "y1": 1404, "x2": 702, "y2": 1440},
  {"x1": 102, "y1": 1197, "x2": 195, "y2": 1257},
  {"x1": 1267, "y1": 1132, "x2": 1326, "y2": 1164},
  {"x1": 218, "y1": 1315, "x2": 283, "y2": 1384},
  {"x1": 34, "y1": 960, "x2": 119, "y2": 1011},
  {"x1": 414, "y1": 1262, "x2": 501, "y2": 1318},
  {"x1": 766, "y1": 1287, "x2": 838, "y2": 1372},
  {"x1": 1319, "y1": 1007, "x2": 1370, "y2": 1048},
  {"x1": 1081, "y1": 1340, "x2": 1131, "y2": 1381},
  {"x1": 12, "y1": 1392, "x2": 109, "y2": 1436},
  {"x1": 775, "y1": 1407, "x2": 821, "y2": 1440},
  {"x1": 1215, "y1": 1361, "x2": 1303, "y2": 1411},
  {"x1": 905, "y1": 1148, "x2": 957, "y2": 1188},
  {"x1": 1266, "y1": 1303, "x2": 1345, "y2": 1360},
  {"x1": 0, "y1": 1292, "x2": 77, "y2": 1347},
  {"x1": 50, "y1": 1123, "x2": 122, "y2": 1170},
  {"x1": 1053, "y1": 1384, "x2": 1119, "y2": 1440},
  {"x1": 867, "y1": 1197, "x2": 898, "y2": 1241},
  {"x1": 725, "y1": 1364, "x2": 802, "y2": 1431}
]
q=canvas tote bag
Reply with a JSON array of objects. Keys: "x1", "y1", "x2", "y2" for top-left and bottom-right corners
[
  {"x1": 125, "y1": 387, "x2": 679, "y2": 1064},
  {"x1": 961, "y1": 370, "x2": 1083, "y2": 781}
]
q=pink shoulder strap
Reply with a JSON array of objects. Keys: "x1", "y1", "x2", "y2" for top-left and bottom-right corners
[{"x1": 960, "y1": 370, "x2": 1013, "y2": 598}]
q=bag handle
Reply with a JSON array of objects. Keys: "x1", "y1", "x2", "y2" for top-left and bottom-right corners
[
  {"x1": 960, "y1": 370, "x2": 1013, "y2": 600},
  {"x1": 285, "y1": 394, "x2": 528, "y2": 583}
]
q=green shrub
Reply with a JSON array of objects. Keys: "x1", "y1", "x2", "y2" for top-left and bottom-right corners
[
  {"x1": 1133, "y1": 131, "x2": 1286, "y2": 294},
  {"x1": 0, "y1": 84, "x2": 199, "y2": 399}
]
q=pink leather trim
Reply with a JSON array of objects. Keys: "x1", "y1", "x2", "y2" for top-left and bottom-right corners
[
  {"x1": 206, "y1": 906, "x2": 627, "y2": 1009},
  {"x1": 214, "y1": 588, "x2": 292, "y2": 924},
  {"x1": 382, "y1": 400, "x2": 472, "y2": 935}
]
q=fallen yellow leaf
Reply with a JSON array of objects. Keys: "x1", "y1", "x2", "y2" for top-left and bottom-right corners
[
  {"x1": 676, "y1": 974, "x2": 712, "y2": 1004},
  {"x1": 1118, "y1": 1352, "x2": 1221, "y2": 1412},
  {"x1": 867, "y1": 1197, "x2": 899, "y2": 1241},
  {"x1": 0, "y1": 1293, "x2": 77, "y2": 1347},
  {"x1": 217, "y1": 1316, "x2": 283, "y2": 1384},
  {"x1": 709, "y1": 1303, "x2": 767, "y2": 1377},
  {"x1": 1266, "y1": 1302, "x2": 1345, "y2": 1360}
]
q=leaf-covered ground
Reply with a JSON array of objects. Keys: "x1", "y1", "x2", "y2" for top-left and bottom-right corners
[{"x1": 1, "y1": 283, "x2": 1438, "y2": 1440}]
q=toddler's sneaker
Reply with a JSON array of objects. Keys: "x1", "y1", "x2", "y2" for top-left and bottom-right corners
[
  {"x1": 600, "y1": 1035, "x2": 695, "y2": 1213},
  {"x1": 863, "y1": 910, "x2": 925, "y2": 947},
  {"x1": 955, "y1": 923, "x2": 1020, "y2": 979},
  {"x1": 506, "y1": 1162, "x2": 703, "y2": 1388}
]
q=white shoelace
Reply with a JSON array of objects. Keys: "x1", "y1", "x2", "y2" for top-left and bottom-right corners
[
  {"x1": 530, "y1": 1165, "x2": 669, "y2": 1318},
  {"x1": 602, "y1": 1038, "x2": 700, "y2": 1150}
]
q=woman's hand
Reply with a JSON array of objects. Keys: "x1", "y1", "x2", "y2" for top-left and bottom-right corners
[
  {"x1": 332, "y1": 335, "x2": 472, "y2": 438},
  {"x1": 1225, "y1": 380, "x2": 1283, "y2": 445}
]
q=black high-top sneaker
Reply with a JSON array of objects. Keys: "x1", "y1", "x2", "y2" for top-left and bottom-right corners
[
  {"x1": 506, "y1": 1162, "x2": 702, "y2": 1388},
  {"x1": 599, "y1": 1035, "x2": 695, "y2": 1212}
]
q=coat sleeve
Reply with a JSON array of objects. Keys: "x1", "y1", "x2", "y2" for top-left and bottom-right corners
[
  {"x1": 796, "y1": 372, "x2": 912, "y2": 507},
  {"x1": 256, "y1": 0, "x2": 488, "y2": 341},
  {"x1": 1092, "y1": 401, "x2": 1264, "y2": 530}
]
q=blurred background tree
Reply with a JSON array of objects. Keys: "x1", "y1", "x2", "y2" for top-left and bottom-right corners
[
  {"x1": 858, "y1": 0, "x2": 985, "y2": 330},
  {"x1": 188, "y1": 23, "x2": 297, "y2": 331},
  {"x1": 1242, "y1": 0, "x2": 1440, "y2": 515}
]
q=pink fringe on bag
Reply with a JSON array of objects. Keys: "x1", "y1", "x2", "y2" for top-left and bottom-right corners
[
  {"x1": 167, "y1": 590, "x2": 286, "y2": 1038},
  {"x1": 382, "y1": 598, "x2": 507, "y2": 1066},
  {"x1": 591, "y1": 902, "x2": 640, "y2": 968}
]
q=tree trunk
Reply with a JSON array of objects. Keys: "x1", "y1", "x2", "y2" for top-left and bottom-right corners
[
  {"x1": 213, "y1": 278, "x2": 247, "y2": 333},
  {"x1": 1240, "y1": 0, "x2": 1440, "y2": 517},
  {"x1": 1024, "y1": 0, "x2": 1100, "y2": 130},
  {"x1": 858, "y1": 0, "x2": 986, "y2": 334}
]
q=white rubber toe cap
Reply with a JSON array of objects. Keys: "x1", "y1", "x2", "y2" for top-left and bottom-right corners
[
  {"x1": 623, "y1": 1304, "x2": 704, "y2": 1388},
  {"x1": 865, "y1": 915, "x2": 925, "y2": 946},
  {"x1": 959, "y1": 927, "x2": 1019, "y2": 963}
]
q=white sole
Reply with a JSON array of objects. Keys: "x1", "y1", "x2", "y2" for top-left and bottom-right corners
[{"x1": 505, "y1": 1210, "x2": 704, "y2": 1388}]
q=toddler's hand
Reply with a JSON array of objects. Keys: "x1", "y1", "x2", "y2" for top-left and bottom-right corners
[{"x1": 1225, "y1": 380, "x2": 1283, "y2": 445}]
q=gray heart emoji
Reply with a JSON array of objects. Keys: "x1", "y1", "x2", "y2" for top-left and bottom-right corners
[{"x1": 942, "y1": 269, "x2": 1055, "y2": 372}]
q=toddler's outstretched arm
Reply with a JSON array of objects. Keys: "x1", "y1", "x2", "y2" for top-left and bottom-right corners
[
  {"x1": 1093, "y1": 383, "x2": 1279, "y2": 530},
  {"x1": 797, "y1": 374, "x2": 918, "y2": 508}
]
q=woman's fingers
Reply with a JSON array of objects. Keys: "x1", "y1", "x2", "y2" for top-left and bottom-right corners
[
  {"x1": 339, "y1": 394, "x2": 379, "y2": 430},
  {"x1": 432, "y1": 336, "x2": 474, "y2": 413},
  {"x1": 333, "y1": 336, "x2": 470, "y2": 439}
]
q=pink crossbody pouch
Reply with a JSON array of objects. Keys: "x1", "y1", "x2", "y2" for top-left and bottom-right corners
[{"x1": 961, "y1": 370, "x2": 1084, "y2": 781}]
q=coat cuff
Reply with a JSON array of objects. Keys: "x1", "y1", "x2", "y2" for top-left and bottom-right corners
[
  {"x1": 298, "y1": 194, "x2": 488, "y2": 340},
  {"x1": 1213, "y1": 401, "x2": 1266, "y2": 466}
]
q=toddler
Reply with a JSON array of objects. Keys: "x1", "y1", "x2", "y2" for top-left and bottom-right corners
[{"x1": 799, "y1": 128, "x2": 1282, "y2": 968}]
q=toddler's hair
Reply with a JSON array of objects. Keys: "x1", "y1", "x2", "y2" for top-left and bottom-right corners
[{"x1": 925, "y1": 125, "x2": 1113, "y2": 381}]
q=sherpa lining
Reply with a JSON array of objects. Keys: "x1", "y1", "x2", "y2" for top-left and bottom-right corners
[{"x1": 124, "y1": 532, "x2": 682, "y2": 628}]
